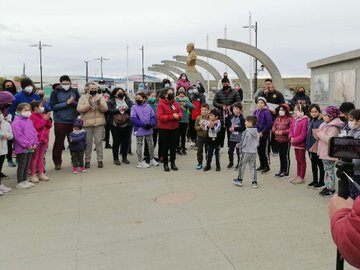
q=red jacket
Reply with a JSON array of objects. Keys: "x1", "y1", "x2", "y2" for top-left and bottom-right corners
[
  {"x1": 331, "y1": 197, "x2": 360, "y2": 269},
  {"x1": 272, "y1": 115, "x2": 291, "y2": 143},
  {"x1": 156, "y1": 98, "x2": 182, "y2": 130},
  {"x1": 30, "y1": 112, "x2": 52, "y2": 144}
]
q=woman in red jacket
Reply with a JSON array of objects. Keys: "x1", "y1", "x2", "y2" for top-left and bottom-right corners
[
  {"x1": 156, "y1": 87, "x2": 182, "y2": 172},
  {"x1": 329, "y1": 195, "x2": 360, "y2": 269}
]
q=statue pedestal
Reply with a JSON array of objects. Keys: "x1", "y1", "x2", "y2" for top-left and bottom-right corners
[{"x1": 186, "y1": 70, "x2": 207, "y2": 91}]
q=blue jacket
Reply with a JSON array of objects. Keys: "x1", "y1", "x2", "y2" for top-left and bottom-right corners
[
  {"x1": 253, "y1": 108, "x2": 273, "y2": 138},
  {"x1": 229, "y1": 114, "x2": 246, "y2": 142},
  {"x1": 50, "y1": 87, "x2": 80, "y2": 124},
  {"x1": 68, "y1": 130, "x2": 86, "y2": 152},
  {"x1": 9, "y1": 91, "x2": 41, "y2": 117},
  {"x1": 306, "y1": 116, "x2": 323, "y2": 150}
]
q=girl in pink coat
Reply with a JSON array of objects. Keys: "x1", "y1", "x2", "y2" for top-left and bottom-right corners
[
  {"x1": 289, "y1": 104, "x2": 308, "y2": 184},
  {"x1": 29, "y1": 101, "x2": 52, "y2": 183},
  {"x1": 313, "y1": 106, "x2": 343, "y2": 197}
]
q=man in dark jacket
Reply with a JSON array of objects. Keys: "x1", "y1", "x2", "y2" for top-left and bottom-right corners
[
  {"x1": 50, "y1": 75, "x2": 80, "y2": 170},
  {"x1": 213, "y1": 78, "x2": 241, "y2": 147},
  {"x1": 290, "y1": 87, "x2": 311, "y2": 108}
]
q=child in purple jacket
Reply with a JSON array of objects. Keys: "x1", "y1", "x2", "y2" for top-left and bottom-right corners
[
  {"x1": 12, "y1": 103, "x2": 38, "y2": 189},
  {"x1": 130, "y1": 92, "x2": 158, "y2": 169},
  {"x1": 289, "y1": 104, "x2": 309, "y2": 184}
]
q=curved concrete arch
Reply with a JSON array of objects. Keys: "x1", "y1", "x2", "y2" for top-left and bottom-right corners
[
  {"x1": 217, "y1": 39, "x2": 285, "y2": 92},
  {"x1": 174, "y1": 55, "x2": 222, "y2": 82},
  {"x1": 193, "y1": 48, "x2": 250, "y2": 94},
  {"x1": 153, "y1": 64, "x2": 183, "y2": 78},
  {"x1": 148, "y1": 67, "x2": 177, "y2": 81}
]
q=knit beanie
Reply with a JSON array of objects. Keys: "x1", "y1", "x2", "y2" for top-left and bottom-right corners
[
  {"x1": 257, "y1": 96, "x2": 267, "y2": 105},
  {"x1": 323, "y1": 106, "x2": 340, "y2": 119}
]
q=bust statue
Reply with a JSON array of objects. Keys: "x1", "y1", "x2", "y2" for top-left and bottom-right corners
[{"x1": 186, "y1": 42, "x2": 197, "y2": 72}]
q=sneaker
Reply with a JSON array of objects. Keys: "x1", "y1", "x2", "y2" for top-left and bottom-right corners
[
  {"x1": 319, "y1": 187, "x2": 329, "y2": 196},
  {"x1": 105, "y1": 143, "x2": 112, "y2": 149},
  {"x1": 261, "y1": 167, "x2": 271, "y2": 174},
  {"x1": 252, "y1": 181, "x2": 259, "y2": 189},
  {"x1": 313, "y1": 183, "x2": 325, "y2": 190},
  {"x1": 283, "y1": 174, "x2": 290, "y2": 178},
  {"x1": 227, "y1": 162, "x2": 234, "y2": 169},
  {"x1": 72, "y1": 167, "x2": 78, "y2": 174},
  {"x1": 307, "y1": 181, "x2": 317, "y2": 188},
  {"x1": 30, "y1": 175, "x2": 39, "y2": 183},
  {"x1": 114, "y1": 160, "x2": 121, "y2": 165},
  {"x1": 137, "y1": 161, "x2": 150, "y2": 169},
  {"x1": 38, "y1": 173, "x2": 50, "y2": 181},
  {"x1": 234, "y1": 164, "x2": 239, "y2": 170},
  {"x1": 149, "y1": 159, "x2": 159, "y2": 167},
  {"x1": 256, "y1": 166, "x2": 264, "y2": 171},
  {"x1": 203, "y1": 165, "x2": 211, "y2": 171},
  {"x1": 85, "y1": 162, "x2": 90, "y2": 168},
  {"x1": 0, "y1": 184, "x2": 12, "y2": 193},
  {"x1": 321, "y1": 188, "x2": 335, "y2": 198},
  {"x1": 233, "y1": 178, "x2": 243, "y2": 186},
  {"x1": 122, "y1": 159, "x2": 130, "y2": 164},
  {"x1": 55, "y1": 164, "x2": 61, "y2": 170},
  {"x1": 25, "y1": 181, "x2": 35, "y2": 187},
  {"x1": 0, "y1": 172, "x2": 10, "y2": 179},
  {"x1": 274, "y1": 172, "x2": 284, "y2": 178},
  {"x1": 80, "y1": 167, "x2": 87, "y2": 173},
  {"x1": 292, "y1": 178, "x2": 305, "y2": 184},
  {"x1": 290, "y1": 176, "x2": 300, "y2": 183},
  {"x1": 16, "y1": 181, "x2": 31, "y2": 189},
  {"x1": 98, "y1": 161, "x2": 104, "y2": 168},
  {"x1": 196, "y1": 163, "x2": 202, "y2": 170},
  {"x1": 216, "y1": 165, "x2": 221, "y2": 172},
  {"x1": 8, "y1": 160, "x2": 16, "y2": 167},
  {"x1": 0, "y1": 190, "x2": 2, "y2": 196}
]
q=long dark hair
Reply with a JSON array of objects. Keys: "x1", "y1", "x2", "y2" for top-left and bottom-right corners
[
  {"x1": 111, "y1": 87, "x2": 125, "y2": 98},
  {"x1": 159, "y1": 87, "x2": 173, "y2": 99},
  {"x1": 178, "y1": 73, "x2": 189, "y2": 82}
]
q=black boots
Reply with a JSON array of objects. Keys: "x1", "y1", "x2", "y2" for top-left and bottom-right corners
[
  {"x1": 164, "y1": 163, "x2": 170, "y2": 172},
  {"x1": 171, "y1": 162, "x2": 178, "y2": 171}
]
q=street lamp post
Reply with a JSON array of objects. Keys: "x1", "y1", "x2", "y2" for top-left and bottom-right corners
[
  {"x1": 243, "y1": 20, "x2": 258, "y2": 98},
  {"x1": 84, "y1": 60, "x2": 91, "y2": 83},
  {"x1": 140, "y1": 45, "x2": 145, "y2": 85},
  {"x1": 29, "y1": 41, "x2": 51, "y2": 90},
  {"x1": 94, "y1": 56, "x2": 110, "y2": 79}
]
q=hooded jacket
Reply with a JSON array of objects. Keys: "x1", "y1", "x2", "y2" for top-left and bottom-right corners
[
  {"x1": 331, "y1": 196, "x2": 360, "y2": 269},
  {"x1": 253, "y1": 108, "x2": 273, "y2": 138},
  {"x1": 12, "y1": 115, "x2": 38, "y2": 154},
  {"x1": 30, "y1": 112, "x2": 52, "y2": 144},
  {"x1": 0, "y1": 91, "x2": 15, "y2": 116},
  {"x1": 156, "y1": 98, "x2": 182, "y2": 130},
  {"x1": 272, "y1": 104, "x2": 292, "y2": 143},
  {"x1": 237, "y1": 128, "x2": 259, "y2": 153},
  {"x1": 77, "y1": 93, "x2": 108, "y2": 127},
  {"x1": 130, "y1": 102, "x2": 156, "y2": 136},
  {"x1": 315, "y1": 118, "x2": 344, "y2": 161},
  {"x1": 289, "y1": 115, "x2": 309, "y2": 149},
  {"x1": 50, "y1": 87, "x2": 80, "y2": 124}
]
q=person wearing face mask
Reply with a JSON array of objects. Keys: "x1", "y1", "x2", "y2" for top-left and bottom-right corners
[
  {"x1": 107, "y1": 88, "x2": 133, "y2": 165},
  {"x1": 217, "y1": 72, "x2": 233, "y2": 90},
  {"x1": 271, "y1": 103, "x2": 292, "y2": 178},
  {"x1": 176, "y1": 73, "x2": 191, "y2": 91},
  {"x1": 156, "y1": 87, "x2": 182, "y2": 172},
  {"x1": 9, "y1": 78, "x2": 41, "y2": 119},
  {"x1": 339, "y1": 102, "x2": 356, "y2": 136},
  {"x1": 77, "y1": 82, "x2": 108, "y2": 169},
  {"x1": 143, "y1": 91, "x2": 159, "y2": 163},
  {"x1": 11, "y1": 103, "x2": 38, "y2": 189},
  {"x1": 29, "y1": 101, "x2": 52, "y2": 183},
  {"x1": 189, "y1": 86, "x2": 206, "y2": 147},
  {"x1": 233, "y1": 83, "x2": 243, "y2": 102},
  {"x1": 213, "y1": 77, "x2": 241, "y2": 148},
  {"x1": 347, "y1": 109, "x2": 360, "y2": 199},
  {"x1": 98, "y1": 80, "x2": 112, "y2": 149},
  {"x1": 0, "y1": 111, "x2": 13, "y2": 195},
  {"x1": 313, "y1": 106, "x2": 344, "y2": 197},
  {"x1": 2, "y1": 80, "x2": 17, "y2": 95},
  {"x1": 290, "y1": 87, "x2": 311, "y2": 108},
  {"x1": 50, "y1": 75, "x2": 80, "y2": 170}
]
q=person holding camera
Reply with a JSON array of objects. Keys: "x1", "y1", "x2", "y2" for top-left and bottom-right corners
[{"x1": 329, "y1": 194, "x2": 360, "y2": 269}]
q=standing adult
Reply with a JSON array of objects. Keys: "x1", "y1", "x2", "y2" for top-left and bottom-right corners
[
  {"x1": 77, "y1": 82, "x2": 108, "y2": 169},
  {"x1": 2, "y1": 80, "x2": 17, "y2": 95},
  {"x1": 107, "y1": 88, "x2": 133, "y2": 165},
  {"x1": 98, "y1": 80, "x2": 112, "y2": 149},
  {"x1": 50, "y1": 75, "x2": 80, "y2": 170},
  {"x1": 176, "y1": 73, "x2": 191, "y2": 91},
  {"x1": 157, "y1": 87, "x2": 182, "y2": 172},
  {"x1": 256, "y1": 79, "x2": 285, "y2": 156},
  {"x1": 217, "y1": 72, "x2": 233, "y2": 90},
  {"x1": 213, "y1": 78, "x2": 241, "y2": 148},
  {"x1": 290, "y1": 87, "x2": 311, "y2": 108}
]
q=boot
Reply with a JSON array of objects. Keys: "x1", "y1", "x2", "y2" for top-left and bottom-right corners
[
  {"x1": 203, "y1": 164, "x2": 211, "y2": 171},
  {"x1": 171, "y1": 162, "x2": 178, "y2": 171},
  {"x1": 164, "y1": 163, "x2": 170, "y2": 172}
]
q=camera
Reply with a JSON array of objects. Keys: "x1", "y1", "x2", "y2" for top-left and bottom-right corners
[{"x1": 328, "y1": 137, "x2": 360, "y2": 160}]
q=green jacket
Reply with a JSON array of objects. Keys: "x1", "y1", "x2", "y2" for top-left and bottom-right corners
[{"x1": 175, "y1": 96, "x2": 195, "y2": 123}]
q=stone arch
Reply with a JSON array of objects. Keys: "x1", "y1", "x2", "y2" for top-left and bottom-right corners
[
  {"x1": 147, "y1": 67, "x2": 177, "y2": 81},
  {"x1": 153, "y1": 64, "x2": 183, "y2": 78},
  {"x1": 174, "y1": 56, "x2": 222, "y2": 82},
  {"x1": 193, "y1": 48, "x2": 251, "y2": 94},
  {"x1": 217, "y1": 39, "x2": 285, "y2": 91}
]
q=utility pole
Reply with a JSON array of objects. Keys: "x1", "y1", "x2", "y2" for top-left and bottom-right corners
[
  {"x1": 29, "y1": 41, "x2": 51, "y2": 90},
  {"x1": 140, "y1": 45, "x2": 145, "y2": 85},
  {"x1": 84, "y1": 60, "x2": 91, "y2": 83},
  {"x1": 94, "y1": 56, "x2": 110, "y2": 79}
]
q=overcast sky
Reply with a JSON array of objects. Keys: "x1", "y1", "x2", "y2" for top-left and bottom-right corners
[{"x1": 1, "y1": 0, "x2": 359, "y2": 80}]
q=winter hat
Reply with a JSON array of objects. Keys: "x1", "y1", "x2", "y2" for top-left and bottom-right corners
[
  {"x1": 20, "y1": 78, "x2": 33, "y2": 89},
  {"x1": 257, "y1": 96, "x2": 267, "y2": 105},
  {"x1": 73, "y1": 118, "x2": 84, "y2": 129},
  {"x1": 278, "y1": 103, "x2": 290, "y2": 114},
  {"x1": 339, "y1": 102, "x2": 355, "y2": 114},
  {"x1": 323, "y1": 106, "x2": 340, "y2": 119}
]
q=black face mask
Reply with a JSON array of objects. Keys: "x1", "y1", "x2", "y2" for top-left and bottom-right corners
[
  {"x1": 6, "y1": 86, "x2": 16, "y2": 92},
  {"x1": 339, "y1": 116, "x2": 347, "y2": 122},
  {"x1": 223, "y1": 86, "x2": 230, "y2": 91},
  {"x1": 117, "y1": 93, "x2": 124, "y2": 99},
  {"x1": 136, "y1": 100, "x2": 143, "y2": 105},
  {"x1": 167, "y1": 93, "x2": 174, "y2": 101},
  {"x1": 90, "y1": 91, "x2": 97, "y2": 96}
]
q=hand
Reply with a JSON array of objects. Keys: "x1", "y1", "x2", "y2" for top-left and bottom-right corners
[
  {"x1": 173, "y1": 113, "x2": 179, "y2": 120},
  {"x1": 258, "y1": 132, "x2": 263, "y2": 138},
  {"x1": 312, "y1": 128, "x2": 319, "y2": 136},
  {"x1": 32, "y1": 145, "x2": 37, "y2": 150},
  {"x1": 229, "y1": 127, "x2": 234, "y2": 132},
  {"x1": 96, "y1": 99, "x2": 101, "y2": 106},
  {"x1": 328, "y1": 195, "x2": 354, "y2": 218},
  {"x1": 179, "y1": 102, "x2": 185, "y2": 107},
  {"x1": 144, "y1": 124, "x2": 152, "y2": 129},
  {"x1": 290, "y1": 138, "x2": 294, "y2": 143},
  {"x1": 44, "y1": 112, "x2": 51, "y2": 120},
  {"x1": 67, "y1": 96, "x2": 74, "y2": 105},
  {"x1": 223, "y1": 105, "x2": 228, "y2": 110}
]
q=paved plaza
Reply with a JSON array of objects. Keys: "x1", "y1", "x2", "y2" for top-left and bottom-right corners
[{"x1": 0, "y1": 136, "x2": 357, "y2": 270}]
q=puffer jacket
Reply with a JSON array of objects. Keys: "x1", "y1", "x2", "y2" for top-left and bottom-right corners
[
  {"x1": 213, "y1": 89, "x2": 241, "y2": 117},
  {"x1": 50, "y1": 87, "x2": 80, "y2": 124},
  {"x1": 30, "y1": 112, "x2": 52, "y2": 144},
  {"x1": 156, "y1": 98, "x2": 182, "y2": 130},
  {"x1": 272, "y1": 115, "x2": 292, "y2": 143},
  {"x1": 77, "y1": 93, "x2": 108, "y2": 127},
  {"x1": 289, "y1": 116, "x2": 308, "y2": 149}
]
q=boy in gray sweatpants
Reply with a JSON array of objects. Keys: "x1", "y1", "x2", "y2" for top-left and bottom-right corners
[{"x1": 233, "y1": 116, "x2": 260, "y2": 188}]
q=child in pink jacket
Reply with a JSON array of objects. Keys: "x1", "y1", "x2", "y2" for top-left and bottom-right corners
[
  {"x1": 29, "y1": 101, "x2": 52, "y2": 183},
  {"x1": 289, "y1": 104, "x2": 308, "y2": 184}
]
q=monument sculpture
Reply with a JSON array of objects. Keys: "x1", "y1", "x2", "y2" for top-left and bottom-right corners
[{"x1": 185, "y1": 42, "x2": 204, "y2": 85}]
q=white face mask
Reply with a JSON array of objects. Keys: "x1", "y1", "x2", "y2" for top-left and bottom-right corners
[
  {"x1": 39, "y1": 107, "x2": 45, "y2": 113},
  {"x1": 24, "y1": 86, "x2": 33, "y2": 93},
  {"x1": 181, "y1": 76, "x2": 186, "y2": 80},
  {"x1": 279, "y1": 111, "x2": 285, "y2": 117},
  {"x1": 62, "y1": 84, "x2": 70, "y2": 91},
  {"x1": 0, "y1": 115, "x2": 4, "y2": 122},
  {"x1": 297, "y1": 112, "x2": 304, "y2": 118},
  {"x1": 21, "y1": 111, "x2": 31, "y2": 118},
  {"x1": 348, "y1": 121, "x2": 356, "y2": 130}
]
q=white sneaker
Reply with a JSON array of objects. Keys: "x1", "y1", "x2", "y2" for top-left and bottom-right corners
[
  {"x1": 0, "y1": 190, "x2": 3, "y2": 196},
  {"x1": 149, "y1": 159, "x2": 159, "y2": 167},
  {"x1": 136, "y1": 161, "x2": 150, "y2": 168},
  {"x1": 30, "y1": 175, "x2": 39, "y2": 183},
  {"x1": 38, "y1": 173, "x2": 50, "y2": 181},
  {"x1": 0, "y1": 184, "x2": 12, "y2": 193},
  {"x1": 25, "y1": 181, "x2": 35, "y2": 187},
  {"x1": 16, "y1": 181, "x2": 31, "y2": 189}
]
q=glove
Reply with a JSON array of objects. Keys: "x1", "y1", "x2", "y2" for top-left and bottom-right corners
[{"x1": 144, "y1": 124, "x2": 152, "y2": 129}]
